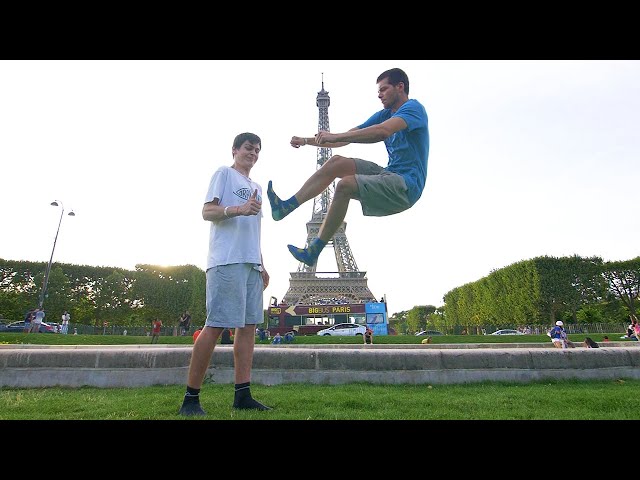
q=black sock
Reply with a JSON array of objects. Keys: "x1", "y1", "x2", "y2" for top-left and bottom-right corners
[
  {"x1": 233, "y1": 382, "x2": 271, "y2": 410},
  {"x1": 179, "y1": 387, "x2": 206, "y2": 416},
  {"x1": 186, "y1": 386, "x2": 200, "y2": 396},
  {"x1": 183, "y1": 386, "x2": 200, "y2": 403},
  {"x1": 234, "y1": 382, "x2": 251, "y2": 402}
]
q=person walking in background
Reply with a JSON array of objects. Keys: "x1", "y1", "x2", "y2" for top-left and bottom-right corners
[
  {"x1": 548, "y1": 320, "x2": 573, "y2": 349},
  {"x1": 29, "y1": 307, "x2": 45, "y2": 333},
  {"x1": 23, "y1": 309, "x2": 34, "y2": 333},
  {"x1": 267, "y1": 67, "x2": 429, "y2": 267},
  {"x1": 150, "y1": 318, "x2": 162, "y2": 344},
  {"x1": 178, "y1": 312, "x2": 185, "y2": 336},
  {"x1": 178, "y1": 132, "x2": 271, "y2": 417},
  {"x1": 61, "y1": 310, "x2": 70, "y2": 334},
  {"x1": 181, "y1": 310, "x2": 191, "y2": 336}
]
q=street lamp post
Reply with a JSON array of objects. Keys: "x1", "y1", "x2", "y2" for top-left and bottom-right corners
[{"x1": 38, "y1": 200, "x2": 75, "y2": 309}]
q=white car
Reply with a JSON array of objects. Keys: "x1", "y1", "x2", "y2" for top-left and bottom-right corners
[
  {"x1": 415, "y1": 330, "x2": 444, "y2": 336},
  {"x1": 316, "y1": 323, "x2": 367, "y2": 337},
  {"x1": 490, "y1": 329, "x2": 524, "y2": 335}
]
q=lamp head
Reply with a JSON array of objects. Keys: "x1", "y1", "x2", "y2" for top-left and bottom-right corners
[
  {"x1": 68, "y1": 211, "x2": 75, "y2": 217},
  {"x1": 51, "y1": 201, "x2": 59, "y2": 207}
]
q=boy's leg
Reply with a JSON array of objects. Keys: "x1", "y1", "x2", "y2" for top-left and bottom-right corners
[
  {"x1": 178, "y1": 327, "x2": 222, "y2": 416},
  {"x1": 186, "y1": 327, "x2": 221, "y2": 388},
  {"x1": 231, "y1": 274, "x2": 271, "y2": 411}
]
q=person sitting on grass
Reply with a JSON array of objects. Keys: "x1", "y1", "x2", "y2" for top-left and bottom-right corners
[
  {"x1": 583, "y1": 337, "x2": 599, "y2": 348},
  {"x1": 363, "y1": 326, "x2": 374, "y2": 345}
]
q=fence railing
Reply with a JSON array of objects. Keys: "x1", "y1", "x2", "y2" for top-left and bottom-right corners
[
  {"x1": 410, "y1": 323, "x2": 628, "y2": 336},
  {"x1": 63, "y1": 322, "x2": 629, "y2": 337}
]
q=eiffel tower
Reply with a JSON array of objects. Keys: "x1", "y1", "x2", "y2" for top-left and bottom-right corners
[{"x1": 282, "y1": 76, "x2": 376, "y2": 306}]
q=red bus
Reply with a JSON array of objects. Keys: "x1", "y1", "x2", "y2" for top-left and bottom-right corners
[{"x1": 265, "y1": 300, "x2": 388, "y2": 336}]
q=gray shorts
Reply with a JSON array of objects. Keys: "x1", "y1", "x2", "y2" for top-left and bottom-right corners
[
  {"x1": 205, "y1": 263, "x2": 264, "y2": 329},
  {"x1": 354, "y1": 158, "x2": 411, "y2": 217}
]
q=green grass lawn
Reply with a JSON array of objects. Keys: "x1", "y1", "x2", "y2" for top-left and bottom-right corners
[
  {"x1": 1, "y1": 379, "x2": 639, "y2": 420},
  {"x1": 0, "y1": 331, "x2": 629, "y2": 346},
  {"x1": 2, "y1": 330, "x2": 638, "y2": 421}
]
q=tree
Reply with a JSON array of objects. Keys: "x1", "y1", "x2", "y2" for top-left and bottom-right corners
[
  {"x1": 601, "y1": 257, "x2": 640, "y2": 317},
  {"x1": 389, "y1": 310, "x2": 409, "y2": 334},
  {"x1": 406, "y1": 305, "x2": 436, "y2": 333}
]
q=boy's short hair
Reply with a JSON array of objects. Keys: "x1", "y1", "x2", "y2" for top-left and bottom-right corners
[{"x1": 233, "y1": 132, "x2": 261, "y2": 150}]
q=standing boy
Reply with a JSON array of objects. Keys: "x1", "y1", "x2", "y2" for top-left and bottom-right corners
[{"x1": 178, "y1": 132, "x2": 271, "y2": 416}]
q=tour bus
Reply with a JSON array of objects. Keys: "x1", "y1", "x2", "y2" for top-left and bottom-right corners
[{"x1": 265, "y1": 298, "x2": 388, "y2": 337}]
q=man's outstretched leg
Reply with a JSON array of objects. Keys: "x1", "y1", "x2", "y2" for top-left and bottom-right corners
[
  {"x1": 287, "y1": 175, "x2": 357, "y2": 266},
  {"x1": 268, "y1": 156, "x2": 356, "y2": 221}
]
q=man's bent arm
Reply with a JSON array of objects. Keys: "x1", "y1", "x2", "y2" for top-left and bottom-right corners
[{"x1": 316, "y1": 117, "x2": 407, "y2": 146}]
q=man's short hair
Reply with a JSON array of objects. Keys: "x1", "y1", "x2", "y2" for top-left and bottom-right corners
[{"x1": 377, "y1": 68, "x2": 410, "y2": 94}]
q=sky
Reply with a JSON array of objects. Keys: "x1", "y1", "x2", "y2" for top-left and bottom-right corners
[{"x1": 1, "y1": 60, "x2": 639, "y2": 317}]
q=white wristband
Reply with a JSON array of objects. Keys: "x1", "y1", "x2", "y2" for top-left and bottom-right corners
[{"x1": 224, "y1": 206, "x2": 230, "y2": 217}]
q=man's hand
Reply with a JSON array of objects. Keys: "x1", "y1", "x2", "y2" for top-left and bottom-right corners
[
  {"x1": 237, "y1": 189, "x2": 261, "y2": 216},
  {"x1": 290, "y1": 136, "x2": 305, "y2": 148},
  {"x1": 315, "y1": 131, "x2": 338, "y2": 145}
]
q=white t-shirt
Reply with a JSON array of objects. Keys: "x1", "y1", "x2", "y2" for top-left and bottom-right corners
[
  {"x1": 33, "y1": 310, "x2": 45, "y2": 324},
  {"x1": 205, "y1": 166, "x2": 263, "y2": 269}
]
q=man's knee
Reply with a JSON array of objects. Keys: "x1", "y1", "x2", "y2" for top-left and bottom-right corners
[
  {"x1": 327, "y1": 154, "x2": 347, "y2": 164},
  {"x1": 335, "y1": 176, "x2": 358, "y2": 197},
  {"x1": 325, "y1": 155, "x2": 356, "y2": 175}
]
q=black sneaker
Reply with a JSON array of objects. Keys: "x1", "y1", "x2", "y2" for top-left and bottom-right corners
[
  {"x1": 178, "y1": 402, "x2": 206, "y2": 416},
  {"x1": 233, "y1": 397, "x2": 272, "y2": 411}
]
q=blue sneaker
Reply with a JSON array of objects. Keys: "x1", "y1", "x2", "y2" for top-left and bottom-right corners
[
  {"x1": 267, "y1": 181, "x2": 298, "y2": 221},
  {"x1": 287, "y1": 244, "x2": 318, "y2": 267}
]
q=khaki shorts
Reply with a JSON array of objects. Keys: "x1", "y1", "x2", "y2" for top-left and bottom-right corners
[
  {"x1": 354, "y1": 159, "x2": 411, "y2": 217},
  {"x1": 205, "y1": 263, "x2": 264, "y2": 329}
]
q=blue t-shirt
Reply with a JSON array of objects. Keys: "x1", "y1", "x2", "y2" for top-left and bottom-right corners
[
  {"x1": 358, "y1": 98, "x2": 429, "y2": 206},
  {"x1": 549, "y1": 326, "x2": 564, "y2": 339}
]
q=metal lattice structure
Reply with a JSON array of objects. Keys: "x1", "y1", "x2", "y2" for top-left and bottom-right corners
[{"x1": 282, "y1": 76, "x2": 376, "y2": 306}]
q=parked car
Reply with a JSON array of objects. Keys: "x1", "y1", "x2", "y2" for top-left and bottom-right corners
[
  {"x1": 316, "y1": 323, "x2": 366, "y2": 336},
  {"x1": 415, "y1": 330, "x2": 444, "y2": 336},
  {"x1": 1, "y1": 320, "x2": 56, "y2": 333},
  {"x1": 490, "y1": 329, "x2": 524, "y2": 335},
  {"x1": 48, "y1": 322, "x2": 62, "y2": 333}
]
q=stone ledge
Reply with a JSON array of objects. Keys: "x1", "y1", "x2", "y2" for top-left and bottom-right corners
[{"x1": 1, "y1": 344, "x2": 639, "y2": 388}]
